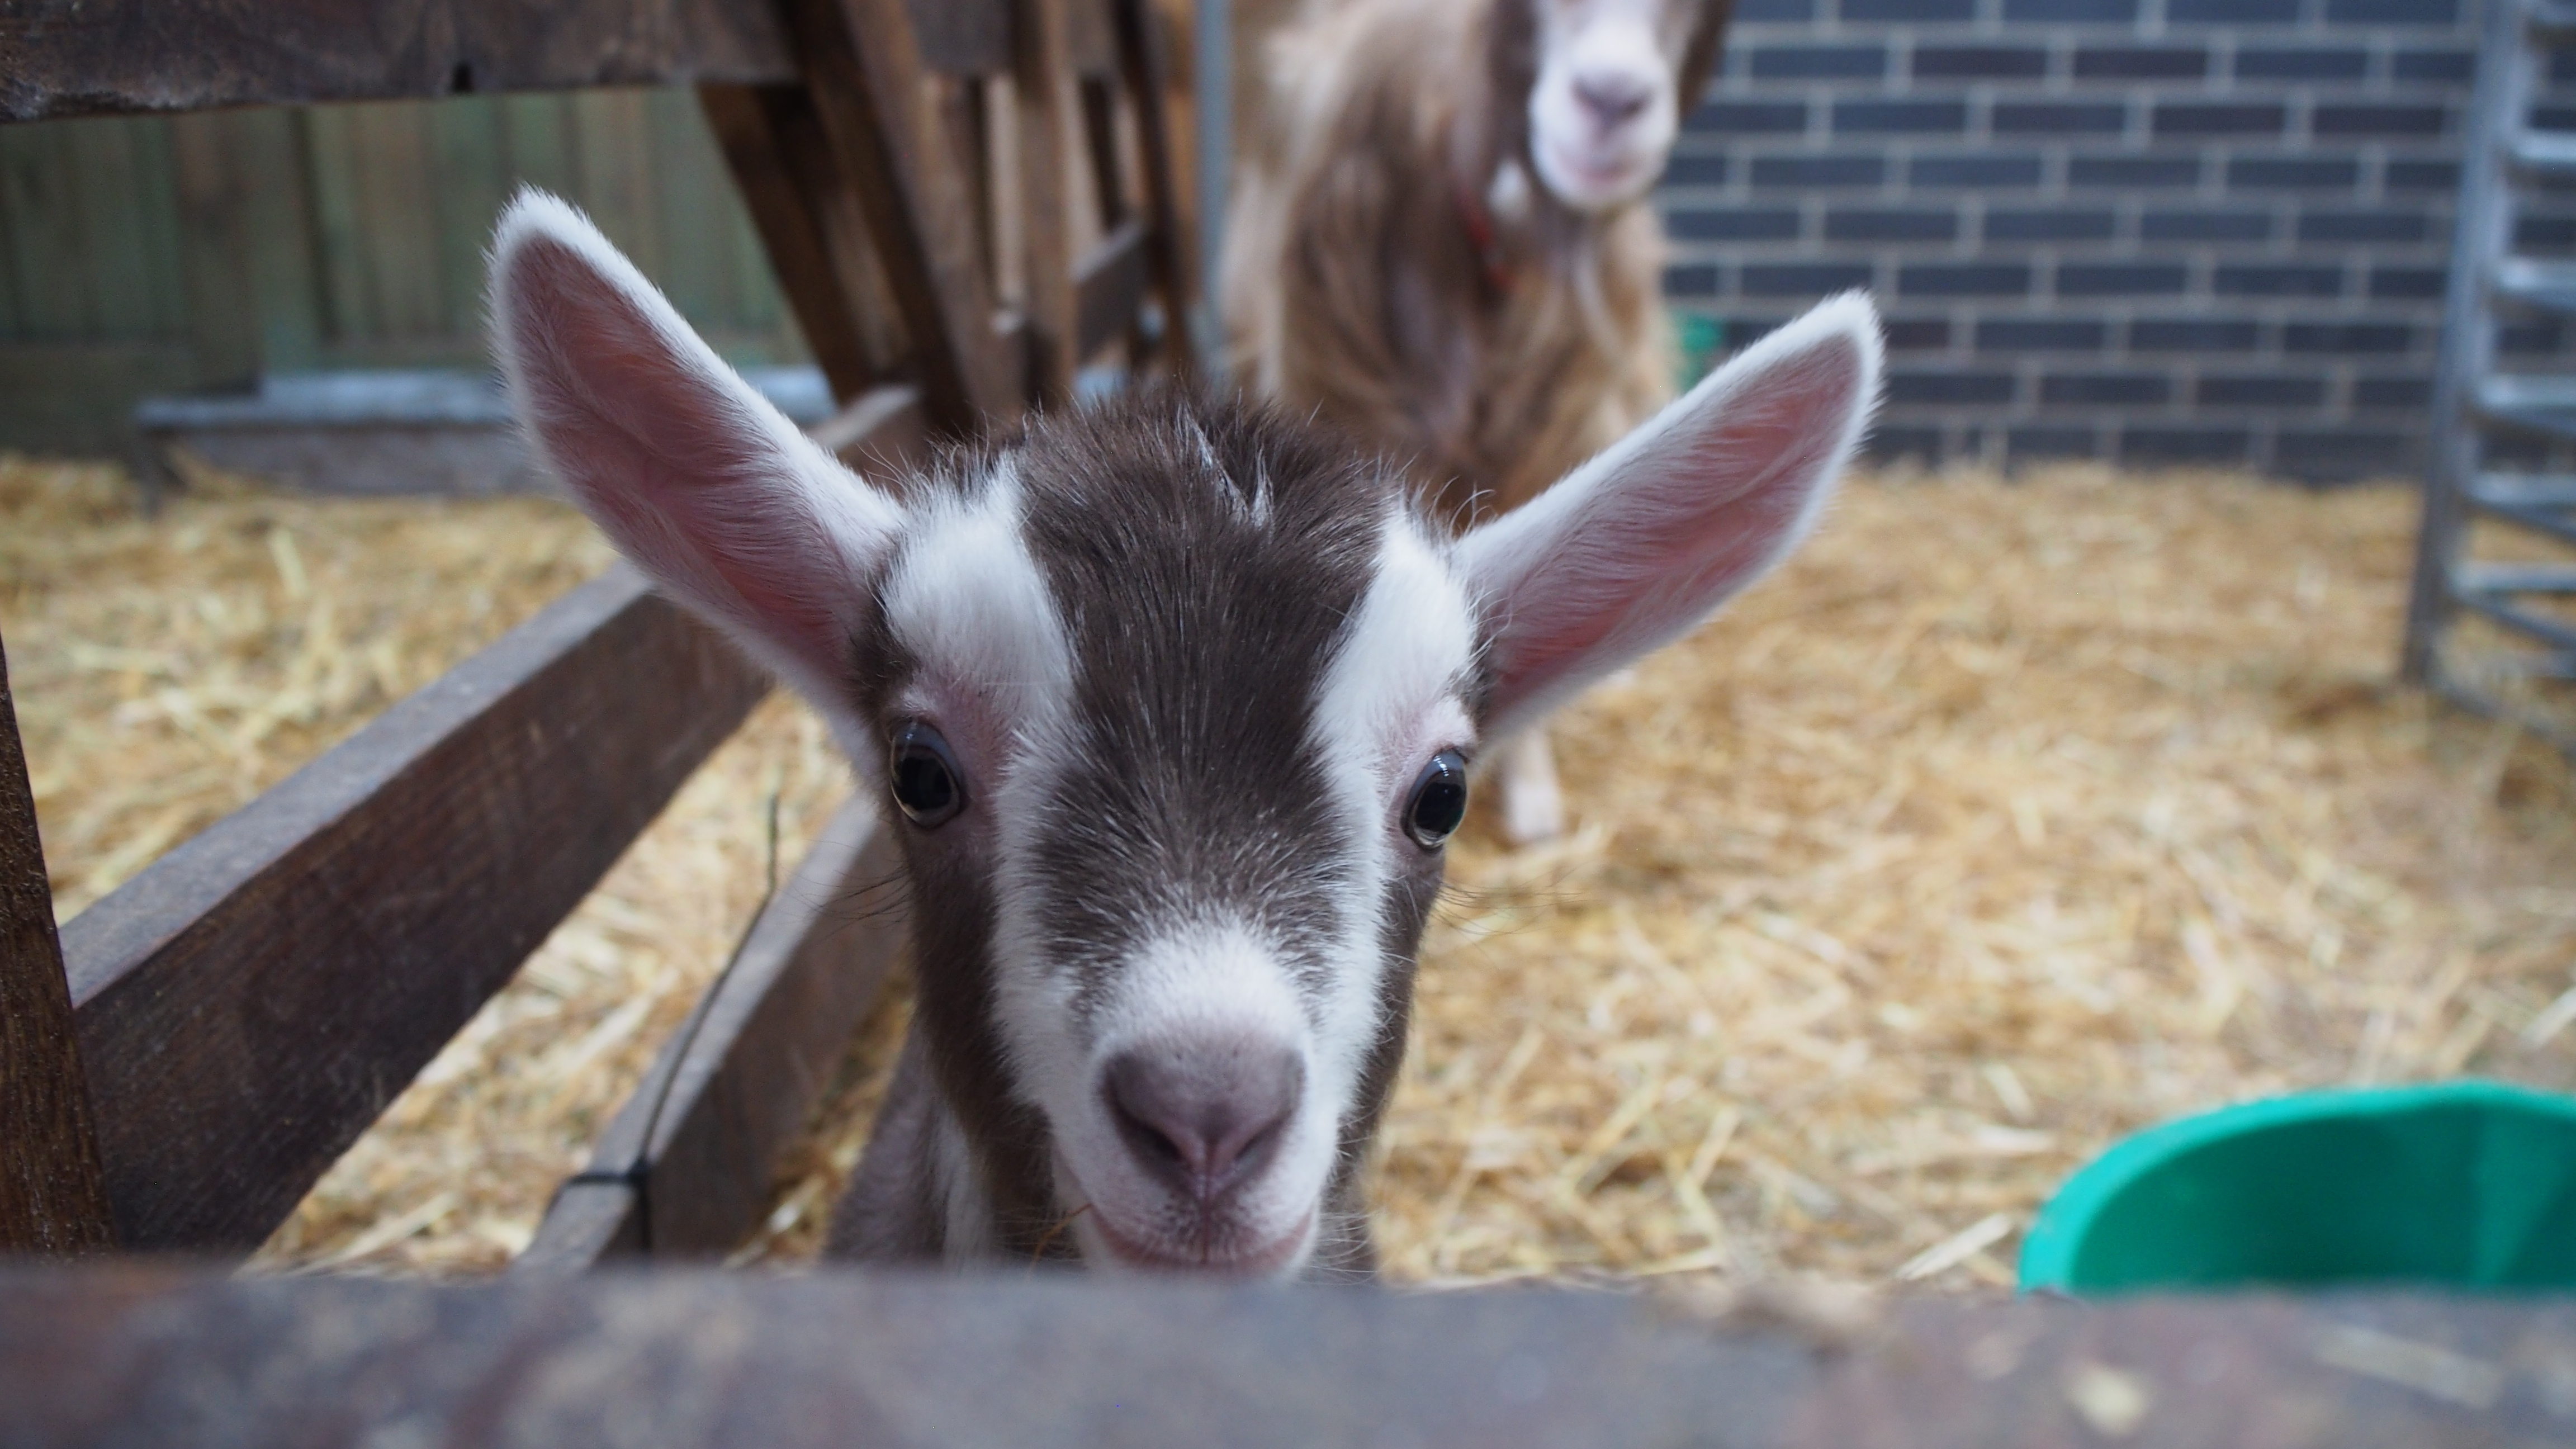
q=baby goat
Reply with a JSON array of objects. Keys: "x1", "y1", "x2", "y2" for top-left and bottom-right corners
[
  {"x1": 1225, "y1": 0, "x2": 1727, "y2": 843},
  {"x1": 492, "y1": 193, "x2": 1878, "y2": 1278}
]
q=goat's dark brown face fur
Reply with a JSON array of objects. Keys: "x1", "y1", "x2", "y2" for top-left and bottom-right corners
[
  {"x1": 1494, "y1": 0, "x2": 1731, "y2": 212},
  {"x1": 494, "y1": 192, "x2": 1881, "y2": 1277}
]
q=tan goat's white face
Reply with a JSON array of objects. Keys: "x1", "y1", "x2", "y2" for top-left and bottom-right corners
[
  {"x1": 491, "y1": 191, "x2": 1882, "y2": 1277},
  {"x1": 1528, "y1": 0, "x2": 1698, "y2": 211}
]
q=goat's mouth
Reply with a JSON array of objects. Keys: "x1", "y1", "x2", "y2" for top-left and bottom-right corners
[
  {"x1": 1535, "y1": 135, "x2": 1660, "y2": 210},
  {"x1": 1082, "y1": 1202, "x2": 1318, "y2": 1277}
]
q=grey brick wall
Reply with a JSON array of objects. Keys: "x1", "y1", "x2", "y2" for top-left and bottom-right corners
[{"x1": 1659, "y1": 0, "x2": 2486, "y2": 479}]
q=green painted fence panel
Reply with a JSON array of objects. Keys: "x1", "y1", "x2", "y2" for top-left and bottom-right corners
[{"x1": 0, "y1": 88, "x2": 803, "y2": 453}]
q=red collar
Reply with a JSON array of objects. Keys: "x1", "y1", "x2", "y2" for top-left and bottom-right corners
[{"x1": 1454, "y1": 181, "x2": 1518, "y2": 297}]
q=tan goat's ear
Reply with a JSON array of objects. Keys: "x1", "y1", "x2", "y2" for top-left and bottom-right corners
[
  {"x1": 1455, "y1": 291, "x2": 1882, "y2": 740},
  {"x1": 489, "y1": 190, "x2": 902, "y2": 712}
]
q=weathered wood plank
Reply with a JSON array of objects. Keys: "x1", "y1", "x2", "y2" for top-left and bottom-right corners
[
  {"x1": 778, "y1": 0, "x2": 1022, "y2": 430},
  {"x1": 697, "y1": 83, "x2": 883, "y2": 404},
  {"x1": 426, "y1": 97, "x2": 510, "y2": 345},
  {"x1": 1073, "y1": 219, "x2": 1148, "y2": 363},
  {"x1": 0, "y1": 630, "x2": 115, "y2": 1256},
  {"x1": 647, "y1": 89, "x2": 735, "y2": 333},
  {"x1": 1011, "y1": 0, "x2": 1081, "y2": 404},
  {"x1": 0, "y1": 0, "x2": 798, "y2": 122},
  {"x1": 167, "y1": 113, "x2": 263, "y2": 388},
  {"x1": 810, "y1": 383, "x2": 930, "y2": 473},
  {"x1": 3, "y1": 1273, "x2": 2571, "y2": 1447},
  {"x1": 235, "y1": 110, "x2": 325, "y2": 374},
  {"x1": 300, "y1": 107, "x2": 377, "y2": 343},
  {"x1": 519, "y1": 801, "x2": 906, "y2": 1268},
  {"x1": 1066, "y1": 0, "x2": 1118, "y2": 80},
  {"x1": 1078, "y1": 73, "x2": 1127, "y2": 232},
  {"x1": 61, "y1": 567, "x2": 770, "y2": 1252},
  {"x1": 348, "y1": 101, "x2": 447, "y2": 338},
  {"x1": 1110, "y1": 0, "x2": 1194, "y2": 375},
  {"x1": 905, "y1": 0, "x2": 1013, "y2": 78},
  {"x1": 512, "y1": 1181, "x2": 641, "y2": 1273}
]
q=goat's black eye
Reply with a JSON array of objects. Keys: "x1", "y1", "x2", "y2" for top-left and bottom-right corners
[
  {"x1": 888, "y1": 723, "x2": 966, "y2": 828},
  {"x1": 1405, "y1": 750, "x2": 1470, "y2": 850}
]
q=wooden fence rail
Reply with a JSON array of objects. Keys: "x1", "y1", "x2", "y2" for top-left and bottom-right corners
[{"x1": 4, "y1": 1270, "x2": 2570, "y2": 1446}]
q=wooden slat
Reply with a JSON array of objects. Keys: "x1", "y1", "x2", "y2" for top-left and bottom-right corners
[
  {"x1": 1066, "y1": 0, "x2": 1119, "y2": 80},
  {"x1": 1073, "y1": 219, "x2": 1150, "y2": 363},
  {"x1": 698, "y1": 83, "x2": 885, "y2": 404},
  {"x1": 0, "y1": 629, "x2": 115, "y2": 1256},
  {"x1": 0, "y1": 1, "x2": 799, "y2": 122},
  {"x1": 519, "y1": 802, "x2": 905, "y2": 1269},
  {"x1": 1011, "y1": 0, "x2": 1082, "y2": 404},
  {"x1": 61, "y1": 567, "x2": 770, "y2": 1252},
  {"x1": 1110, "y1": 0, "x2": 1195, "y2": 375},
  {"x1": 427, "y1": 98, "x2": 512, "y2": 344},
  {"x1": 5, "y1": 1274, "x2": 2569, "y2": 1446},
  {"x1": 1079, "y1": 73, "x2": 1128, "y2": 231},
  {"x1": 167, "y1": 113, "x2": 263, "y2": 389},
  {"x1": 904, "y1": 0, "x2": 1014, "y2": 77},
  {"x1": 811, "y1": 383, "x2": 930, "y2": 472},
  {"x1": 234, "y1": 110, "x2": 325, "y2": 373},
  {"x1": 778, "y1": 0, "x2": 1022, "y2": 430}
]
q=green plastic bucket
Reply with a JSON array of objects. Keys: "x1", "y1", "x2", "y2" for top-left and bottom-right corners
[{"x1": 2019, "y1": 1081, "x2": 2576, "y2": 1294}]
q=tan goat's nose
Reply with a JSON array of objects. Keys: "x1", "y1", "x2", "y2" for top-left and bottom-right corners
[
  {"x1": 1574, "y1": 73, "x2": 1652, "y2": 127},
  {"x1": 1104, "y1": 1040, "x2": 1303, "y2": 1204}
]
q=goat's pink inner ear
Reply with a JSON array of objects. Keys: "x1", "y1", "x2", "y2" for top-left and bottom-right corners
[
  {"x1": 500, "y1": 217, "x2": 883, "y2": 696},
  {"x1": 1464, "y1": 304, "x2": 1877, "y2": 737}
]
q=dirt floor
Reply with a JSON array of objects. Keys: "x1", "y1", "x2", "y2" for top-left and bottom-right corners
[{"x1": 8, "y1": 450, "x2": 2575, "y2": 1286}]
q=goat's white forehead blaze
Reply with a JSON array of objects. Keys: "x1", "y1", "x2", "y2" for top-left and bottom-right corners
[
  {"x1": 881, "y1": 458, "x2": 1073, "y2": 705},
  {"x1": 1303, "y1": 510, "x2": 1480, "y2": 1092}
]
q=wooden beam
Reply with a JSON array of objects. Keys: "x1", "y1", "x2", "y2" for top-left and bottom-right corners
[
  {"x1": 519, "y1": 802, "x2": 906, "y2": 1270},
  {"x1": 810, "y1": 383, "x2": 930, "y2": 475},
  {"x1": 167, "y1": 114, "x2": 264, "y2": 391},
  {"x1": 1066, "y1": 0, "x2": 1119, "y2": 80},
  {"x1": 1074, "y1": 220, "x2": 1150, "y2": 363},
  {"x1": 698, "y1": 84, "x2": 886, "y2": 405},
  {"x1": 0, "y1": 630, "x2": 115, "y2": 1257},
  {"x1": 0, "y1": 0, "x2": 799, "y2": 122},
  {"x1": 1011, "y1": 0, "x2": 1082, "y2": 404},
  {"x1": 904, "y1": 0, "x2": 1013, "y2": 77},
  {"x1": 3, "y1": 1273, "x2": 2568, "y2": 1445},
  {"x1": 1110, "y1": 0, "x2": 1196, "y2": 376},
  {"x1": 62, "y1": 568, "x2": 769, "y2": 1252},
  {"x1": 776, "y1": 0, "x2": 1022, "y2": 432},
  {"x1": 1079, "y1": 73, "x2": 1129, "y2": 232}
]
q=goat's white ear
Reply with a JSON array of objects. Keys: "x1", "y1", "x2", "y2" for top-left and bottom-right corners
[
  {"x1": 1456, "y1": 292, "x2": 1880, "y2": 738},
  {"x1": 489, "y1": 190, "x2": 902, "y2": 713}
]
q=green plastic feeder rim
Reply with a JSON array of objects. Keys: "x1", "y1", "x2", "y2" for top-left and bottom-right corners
[{"x1": 2019, "y1": 1081, "x2": 2576, "y2": 1294}]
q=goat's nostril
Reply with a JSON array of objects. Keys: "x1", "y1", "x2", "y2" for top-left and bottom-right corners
[
  {"x1": 1573, "y1": 75, "x2": 1651, "y2": 127},
  {"x1": 1102, "y1": 1044, "x2": 1304, "y2": 1201}
]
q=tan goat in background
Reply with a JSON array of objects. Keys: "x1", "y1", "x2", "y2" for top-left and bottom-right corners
[{"x1": 1224, "y1": 0, "x2": 1731, "y2": 842}]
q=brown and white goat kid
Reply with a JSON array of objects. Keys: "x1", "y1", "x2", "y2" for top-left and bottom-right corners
[
  {"x1": 1224, "y1": 0, "x2": 1726, "y2": 843},
  {"x1": 492, "y1": 193, "x2": 1877, "y2": 1279}
]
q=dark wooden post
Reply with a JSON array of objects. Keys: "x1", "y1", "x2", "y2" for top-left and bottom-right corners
[
  {"x1": 0, "y1": 629, "x2": 115, "y2": 1256},
  {"x1": 774, "y1": 0, "x2": 1025, "y2": 431},
  {"x1": 698, "y1": 82, "x2": 899, "y2": 406},
  {"x1": 1011, "y1": 0, "x2": 1081, "y2": 404},
  {"x1": 1111, "y1": 0, "x2": 1196, "y2": 375}
]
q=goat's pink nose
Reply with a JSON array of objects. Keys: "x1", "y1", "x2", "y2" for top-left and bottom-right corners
[
  {"x1": 1104, "y1": 1042, "x2": 1303, "y2": 1203},
  {"x1": 1573, "y1": 73, "x2": 1652, "y2": 128}
]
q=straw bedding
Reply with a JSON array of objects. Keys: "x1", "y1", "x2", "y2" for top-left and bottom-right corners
[{"x1": 7, "y1": 450, "x2": 2575, "y2": 1286}]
